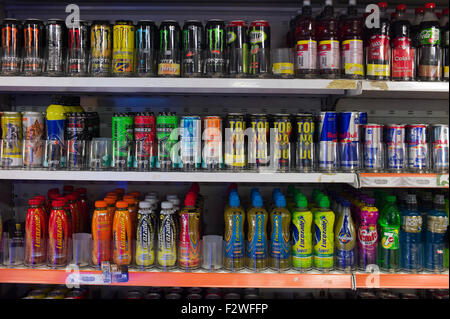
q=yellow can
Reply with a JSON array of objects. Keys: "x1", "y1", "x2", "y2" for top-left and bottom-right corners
[
  {"x1": 1, "y1": 111, "x2": 23, "y2": 166},
  {"x1": 112, "y1": 21, "x2": 135, "y2": 76}
]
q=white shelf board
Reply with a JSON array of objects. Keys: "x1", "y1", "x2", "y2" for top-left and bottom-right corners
[
  {"x1": 359, "y1": 80, "x2": 449, "y2": 99},
  {"x1": 0, "y1": 77, "x2": 358, "y2": 95},
  {"x1": 0, "y1": 169, "x2": 358, "y2": 185},
  {"x1": 359, "y1": 173, "x2": 449, "y2": 188}
]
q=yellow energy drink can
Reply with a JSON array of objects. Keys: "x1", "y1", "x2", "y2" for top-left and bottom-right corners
[
  {"x1": 112, "y1": 21, "x2": 135, "y2": 76},
  {"x1": 1, "y1": 111, "x2": 23, "y2": 166}
]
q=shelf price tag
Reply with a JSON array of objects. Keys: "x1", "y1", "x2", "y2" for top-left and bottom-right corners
[{"x1": 437, "y1": 174, "x2": 449, "y2": 188}]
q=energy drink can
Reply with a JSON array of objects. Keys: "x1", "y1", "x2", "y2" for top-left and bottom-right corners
[
  {"x1": 406, "y1": 124, "x2": 429, "y2": 172},
  {"x1": 295, "y1": 113, "x2": 315, "y2": 172},
  {"x1": 1, "y1": 111, "x2": 23, "y2": 167},
  {"x1": 226, "y1": 20, "x2": 249, "y2": 77},
  {"x1": 358, "y1": 112, "x2": 368, "y2": 125},
  {"x1": 248, "y1": 114, "x2": 269, "y2": 170},
  {"x1": 249, "y1": 20, "x2": 271, "y2": 78},
  {"x1": 318, "y1": 112, "x2": 338, "y2": 172},
  {"x1": 112, "y1": 113, "x2": 134, "y2": 170},
  {"x1": 272, "y1": 114, "x2": 292, "y2": 172},
  {"x1": 156, "y1": 113, "x2": 179, "y2": 170},
  {"x1": 45, "y1": 19, "x2": 66, "y2": 76},
  {"x1": 22, "y1": 111, "x2": 45, "y2": 167},
  {"x1": 431, "y1": 124, "x2": 449, "y2": 173},
  {"x1": 178, "y1": 207, "x2": 201, "y2": 269},
  {"x1": 1, "y1": 18, "x2": 22, "y2": 75},
  {"x1": 385, "y1": 124, "x2": 407, "y2": 171},
  {"x1": 182, "y1": 20, "x2": 204, "y2": 77},
  {"x1": 23, "y1": 19, "x2": 44, "y2": 75},
  {"x1": 134, "y1": 112, "x2": 156, "y2": 169},
  {"x1": 65, "y1": 113, "x2": 88, "y2": 140},
  {"x1": 225, "y1": 113, "x2": 246, "y2": 170},
  {"x1": 135, "y1": 20, "x2": 157, "y2": 76},
  {"x1": 158, "y1": 20, "x2": 181, "y2": 77},
  {"x1": 363, "y1": 124, "x2": 384, "y2": 172},
  {"x1": 112, "y1": 20, "x2": 135, "y2": 76},
  {"x1": 90, "y1": 21, "x2": 112, "y2": 76},
  {"x1": 180, "y1": 116, "x2": 202, "y2": 170},
  {"x1": 202, "y1": 116, "x2": 223, "y2": 170},
  {"x1": 338, "y1": 112, "x2": 360, "y2": 171},
  {"x1": 205, "y1": 19, "x2": 226, "y2": 77},
  {"x1": 67, "y1": 21, "x2": 89, "y2": 76}
]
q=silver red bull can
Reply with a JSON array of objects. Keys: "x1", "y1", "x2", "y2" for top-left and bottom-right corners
[
  {"x1": 406, "y1": 124, "x2": 429, "y2": 172},
  {"x1": 338, "y1": 111, "x2": 360, "y2": 171},
  {"x1": 385, "y1": 124, "x2": 407, "y2": 171},
  {"x1": 431, "y1": 124, "x2": 449, "y2": 173},
  {"x1": 363, "y1": 124, "x2": 384, "y2": 172},
  {"x1": 318, "y1": 112, "x2": 338, "y2": 172}
]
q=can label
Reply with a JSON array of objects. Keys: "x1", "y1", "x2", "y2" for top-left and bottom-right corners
[
  {"x1": 319, "y1": 40, "x2": 340, "y2": 70},
  {"x1": 273, "y1": 62, "x2": 294, "y2": 74},
  {"x1": 270, "y1": 214, "x2": 290, "y2": 259},
  {"x1": 296, "y1": 40, "x2": 317, "y2": 70},
  {"x1": 402, "y1": 216, "x2": 422, "y2": 233},
  {"x1": 392, "y1": 37, "x2": 414, "y2": 79},
  {"x1": 380, "y1": 226, "x2": 399, "y2": 250},
  {"x1": 274, "y1": 118, "x2": 292, "y2": 170},
  {"x1": 445, "y1": 66, "x2": 449, "y2": 78},
  {"x1": 179, "y1": 211, "x2": 200, "y2": 267},
  {"x1": 113, "y1": 24, "x2": 134, "y2": 73},
  {"x1": 1, "y1": 25, "x2": 21, "y2": 71},
  {"x1": 156, "y1": 116, "x2": 178, "y2": 168},
  {"x1": 112, "y1": 116, "x2": 133, "y2": 167},
  {"x1": 386, "y1": 126, "x2": 406, "y2": 169},
  {"x1": 341, "y1": 39, "x2": 364, "y2": 75},
  {"x1": 419, "y1": 27, "x2": 441, "y2": 46},
  {"x1": 91, "y1": 25, "x2": 112, "y2": 74},
  {"x1": 225, "y1": 116, "x2": 246, "y2": 168},
  {"x1": 367, "y1": 35, "x2": 391, "y2": 77},
  {"x1": 296, "y1": 117, "x2": 314, "y2": 169},
  {"x1": 23, "y1": 113, "x2": 44, "y2": 140},
  {"x1": 158, "y1": 63, "x2": 180, "y2": 75},
  {"x1": 180, "y1": 117, "x2": 201, "y2": 168},
  {"x1": 249, "y1": 116, "x2": 269, "y2": 167},
  {"x1": 225, "y1": 214, "x2": 244, "y2": 259},
  {"x1": 202, "y1": 117, "x2": 223, "y2": 168}
]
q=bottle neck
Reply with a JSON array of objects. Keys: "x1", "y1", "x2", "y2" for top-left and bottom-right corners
[
  {"x1": 302, "y1": 5, "x2": 312, "y2": 17},
  {"x1": 423, "y1": 8, "x2": 438, "y2": 22}
]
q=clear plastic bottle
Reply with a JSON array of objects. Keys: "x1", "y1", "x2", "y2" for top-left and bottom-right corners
[
  {"x1": 334, "y1": 200, "x2": 356, "y2": 272},
  {"x1": 157, "y1": 201, "x2": 177, "y2": 269},
  {"x1": 378, "y1": 196, "x2": 401, "y2": 272},
  {"x1": 400, "y1": 194, "x2": 423, "y2": 273}
]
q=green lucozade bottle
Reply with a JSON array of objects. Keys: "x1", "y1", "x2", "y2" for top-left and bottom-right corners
[{"x1": 313, "y1": 196, "x2": 335, "y2": 272}]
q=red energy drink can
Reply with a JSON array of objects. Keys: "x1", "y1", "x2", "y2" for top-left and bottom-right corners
[
  {"x1": 134, "y1": 112, "x2": 156, "y2": 169},
  {"x1": 1, "y1": 18, "x2": 22, "y2": 75}
]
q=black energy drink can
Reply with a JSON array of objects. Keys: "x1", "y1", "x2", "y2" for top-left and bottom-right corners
[
  {"x1": 225, "y1": 113, "x2": 247, "y2": 170},
  {"x1": 135, "y1": 20, "x2": 157, "y2": 76},
  {"x1": 158, "y1": 20, "x2": 181, "y2": 77},
  {"x1": 205, "y1": 19, "x2": 226, "y2": 77},
  {"x1": 272, "y1": 114, "x2": 292, "y2": 172},
  {"x1": 295, "y1": 113, "x2": 315, "y2": 172},
  {"x1": 226, "y1": 20, "x2": 249, "y2": 77},
  {"x1": 249, "y1": 20, "x2": 271, "y2": 78},
  {"x1": 1, "y1": 18, "x2": 22, "y2": 75},
  {"x1": 182, "y1": 20, "x2": 204, "y2": 77},
  {"x1": 248, "y1": 113, "x2": 269, "y2": 170}
]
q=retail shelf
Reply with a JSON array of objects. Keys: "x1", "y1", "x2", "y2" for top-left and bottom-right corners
[
  {"x1": 359, "y1": 173, "x2": 449, "y2": 188},
  {"x1": 359, "y1": 80, "x2": 449, "y2": 99},
  {"x1": 0, "y1": 170, "x2": 358, "y2": 185},
  {"x1": 0, "y1": 77, "x2": 359, "y2": 95},
  {"x1": 355, "y1": 273, "x2": 449, "y2": 289}
]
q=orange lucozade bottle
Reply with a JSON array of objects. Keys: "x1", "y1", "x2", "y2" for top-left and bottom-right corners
[
  {"x1": 25, "y1": 198, "x2": 47, "y2": 266},
  {"x1": 112, "y1": 201, "x2": 133, "y2": 265},
  {"x1": 123, "y1": 196, "x2": 138, "y2": 240},
  {"x1": 104, "y1": 197, "x2": 117, "y2": 224},
  {"x1": 91, "y1": 200, "x2": 112, "y2": 267}
]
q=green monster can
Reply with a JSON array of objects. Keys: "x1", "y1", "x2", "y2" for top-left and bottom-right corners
[
  {"x1": 112, "y1": 113, "x2": 134, "y2": 170},
  {"x1": 156, "y1": 112, "x2": 179, "y2": 170}
]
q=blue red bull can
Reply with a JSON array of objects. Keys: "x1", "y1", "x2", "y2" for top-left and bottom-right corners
[
  {"x1": 406, "y1": 124, "x2": 429, "y2": 172},
  {"x1": 363, "y1": 124, "x2": 384, "y2": 171},
  {"x1": 318, "y1": 111, "x2": 338, "y2": 171},
  {"x1": 385, "y1": 124, "x2": 407, "y2": 171},
  {"x1": 431, "y1": 124, "x2": 449, "y2": 173},
  {"x1": 338, "y1": 112, "x2": 360, "y2": 171},
  {"x1": 180, "y1": 116, "x2": 201, "y2": 171}
]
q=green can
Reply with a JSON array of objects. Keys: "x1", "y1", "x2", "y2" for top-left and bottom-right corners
[
  {"x1": 156, "y1": 112, "x2": 179, "y2": 170},
  {"x1": 112, "y1": 112, "x2": 134, "y2": 169}
]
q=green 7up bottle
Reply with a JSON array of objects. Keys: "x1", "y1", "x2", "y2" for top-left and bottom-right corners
[{"x1": 378, "y1": 195, "x2": 401, "y2": 272}]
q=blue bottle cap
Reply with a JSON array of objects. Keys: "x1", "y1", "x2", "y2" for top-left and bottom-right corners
[
  {"x1": 229, "y1": 193, "x2": 240, "y2": 208},
  {"x1": 275, "y1": 194, "x2": 286, "y2": 208},
  {"x1": 252, "y1": 194, "x2": 264, "y2": 207}
]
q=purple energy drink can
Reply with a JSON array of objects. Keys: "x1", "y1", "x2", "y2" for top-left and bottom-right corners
[
  {"x1": 363, "y1": 124, "x2": 384, "y2": 172},
  {"x1": 318, "y1": 112, "x2": 338, "y2": 171},
  {"x1": 431, "y1": 124, "x2": 449, "y2": 173},
  {"x1": 406, "y1": 124, "x2": 429, "y2": 172},
  {"x1": 385, "y1": 124, "x2": 406, "y2": 171},
  {"x1": 338, "y1": 112, "x2": 360, "y2": 171}
]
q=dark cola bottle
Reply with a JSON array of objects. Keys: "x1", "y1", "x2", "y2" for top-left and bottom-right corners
[
  {"x1": 317, "y1": 0, "x2": 340, "y2": 78},
  {"x1": 295, "y1": 0, "x2": 318, "y2": 78},
  {"x1": 391, "y1": 4, "x2": 415, "y2": 81}
]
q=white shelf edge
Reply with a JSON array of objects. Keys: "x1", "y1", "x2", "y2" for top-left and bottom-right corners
[{"x1": 359, "y1": 173, "x2": 449, "y2": 188}]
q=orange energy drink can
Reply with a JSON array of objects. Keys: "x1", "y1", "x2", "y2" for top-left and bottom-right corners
[
  {"x1": 92, "y1": 201, "x2": 112, "y2": 267},
  {"x1": 202, "y1": 116, "x2": 223, "y2": 170},
  {"x1": 112, "y1": 20, "x2": 135, "y2": 76},
  {"x1": 112, "y1": 201, "x2": 132, "y2": 265}
]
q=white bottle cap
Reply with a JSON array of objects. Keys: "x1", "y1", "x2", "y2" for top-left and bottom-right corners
[
  {"x1": 146, "y1": 198, "x2": 158, "y2": 205},
  {"x1": 325, "y1": 0, "x2": 333, "y2": 6},
  {"x1": 303, "y1": 0, "x2": 311, "y2": 6},
  {"x1": 161, "y1": 201, "x2": 173, "y2": 209},
  {"x1": 349, "y1": 0, "x2": 356, "y2": 6},
  {"x1": 139, "y1": 201, "x2": 151, "y2": 209},
  {"x1": 169, "y1": 198, "x2": 180, "y2": 206},
  {"x1": 166, "y1": 194, "x2": 178, "y2": 200},
  {"x1": 145, "y1": 195, "x2": 158, "y2": 201}
]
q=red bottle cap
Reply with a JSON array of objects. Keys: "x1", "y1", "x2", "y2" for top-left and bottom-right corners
[
  {"x1": 184, "y1": 192, "x2": 197, "y2": 207},
  {"x1": 415, "y1": 7, "x2": 424, "y2": 14},
  {"x1": 52, "y1": 200, "x2": 65, "y2": 207},
  {"x1": 66, "y1": 193, "x2": 78, "y2": 201},
  {"x1": 56, "y1": 197, "x2": 67, "y2": 203},
  {"x1": 443, "y1": 8, "x2": 449, "y2": 15},
  {"x1": 49, "y1": 192, "x2": 60, "y2": 200},
  {"x1": 34, "y1": 195, "x2": 46, "y2": 201},
  {"x1": 48, "y1": 188, "x2": 59, "y2": 194},
  {"x1": 396, "y1": 4, "x2": 406, "y2": 11},
  {"x1": 29, "y1": 198, "x2": 41, "y2": 206},
  {"x1": 424, "y1": 3, "x2": 436, "y2": 9},
  {"x1": 378, "y1": 2, "x2": 388, "y2": 9},
  {"x1": 75, "y1": 188, "x2": 87, "y2": 194},
  {"x1": 63, "y1": 185, "x2": 74, "y2": 192},
  {"x1": 190, "y1": 182, "x2": 200, "y2": 194}
]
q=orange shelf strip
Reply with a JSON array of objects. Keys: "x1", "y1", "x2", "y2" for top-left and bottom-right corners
[{"x1": 355, "y1": 273, "x2": 449, "y2": 289}]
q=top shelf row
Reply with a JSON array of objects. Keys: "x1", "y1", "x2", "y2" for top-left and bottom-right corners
[{"x1": 0, "y1": 77, "x2": 448, "y2": 98}]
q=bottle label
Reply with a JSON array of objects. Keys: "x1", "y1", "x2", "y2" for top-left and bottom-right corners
[
  {"x1": 402, "y1": 215, "x2": 422, "y2": 233},
  {"x1": 427, "y1": 215, "x2": 448, "y2": 233},
  {"x1": 367, "y1": 35, "x2": 390, "y2": 76},
  {"x1": 225, "y1": 214, "x2": 244, "y2": 259},
  {"x1": 273, "y1": 62, "x2": 294, "y2": 75},
  {"x1": 337, "y1": 215, "x2": 354, "y2": 244},
  {"x1": 419, "y1": 27, "x2": 441, "y2": 45},
  {"x1": 292, "y1": 213, "x2": 312, "y2": 258},
  {"x1": 295, "y1": 40, "x2": 317, "y2": 70},
  {"x1": 335, "y1": 248, "x2": 354, "y2": 263},
  {"x1": 445, "y1": 66, "x2": 449, "y2": 78},
  {"x1": 381, "y1": 226, "x2": 399, "y2": 250},
  {"x1": 341, "y1": 39, "x2": 364, "y2": 75},
  {"x1": 158, "y1": 62, "x2": 180, "y2": 75},
  {"x1": 419, "y1": 64, "x2": 442, "y2": 78},
  {"x1": 392, "y1": 37, "x2": 415, "y2": 79},
  {"x1": 319, "y1": 40, "x2": 340, "y2": 70},
  {"x1": 247, "y1": 213, "x2": 267, "y2": 259},
  {"x1": 358, "y1": 224, "x2": 378, "y2": 247},
  {"x1": 270, "y1": 214, "x2": 290, "y2": 259}
]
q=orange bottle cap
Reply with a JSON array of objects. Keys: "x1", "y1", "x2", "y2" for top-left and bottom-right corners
[
  {"x1": 95, "y1": 200, "x2": 107, "y2": 208},
  {"x1": 114, "y1": 188, "x2": 125, "y2": 194},
  {"x1": 123, "y1": 195, "x2": 134, "y2": 200},
  {"x1": 124, "y1": 198, "x2": 135, "y2": 204},
  {"x1": 104, "y1": 197, "x2": 116, "y2": 204},
  {"x1": 116, "y1": 201, "x2": 129, "y2": 208}
]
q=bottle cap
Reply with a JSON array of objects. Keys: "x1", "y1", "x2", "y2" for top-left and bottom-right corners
[
  {"x1": 415, "y1": 7, "x2": 424, "y2": 14},
  {"x1": 342, "y1": 200, "x2": 351, "y2": 207},
  {"x1": 52, "y1": 200, "x2": 65, "y2": 207},
  {"x1": 275, "y1": 194, "x2": 286, "y2": 208},
  {"x1": 169, "y1": 198, "x2": 180, "y2": 206},
  {"x1": 378, "y1": 2, "x2": 388, "y2": 9},
  {"x1": 406, "y1": 194, "x2": 417, "y2": 204},
  {"x1": 33, "y1": 195, "x2": 46, "y2": 201},
  {"x1": 116, "y1": 201, "x2": 129, "y2": 209},
  {"x1": 66, "y1": 193, "x2": 78, "y2": 201},
  {"x1": 229, "y1": 193, "x2": 240, "y2": 208},
  {"x1": 161, "y1": 201, "x2": 173, "y2": 209},
  {"x1": 114, "y1": 188, "x2": 125, "y2": 195},
  {"x1": 29, "y1": 198, "x2": 41, "y2": 206},
  {"x1": 139, "y1": 201, "x2": 151, "y2": 209},
  {"x1": 124, "y1": 198, "x2": 135, "y2": 205},
  {"x1": 56, "y1": 197, "x2": 67, "y2": 203},
  {"x1": 365, "y1": 198, "x2": 375, "y2": 205},
  {"x1": 123, "y1": 195, "x2": 135, "y2": 201},
  {"x1": 95, "y1": 200, "x2": 107, "y2": 208},
  {"x1": 184, "y1": 193, "x2": 197, "y2": 206},
  {"x1": 146, "y1": 198, "x2": 158, "y2": 206},
  {"x1": 147, "y1": 191, "x2": 159, "y2": 198},
  {"x1": 47, "y1": 188, "x2": 59, "y2": 195},
  {"x1": 145, "y1": 195, "x2": 157, "y2": 201},
  {"x1": 425, "y1": 3, "x2": 436, "y2": 9},
  {"x1": 434, "y1": 194, "x2": 445, "y2": 205},
  {"x1": 396, "y1": 4, "x2": 406, "y2": 11},
  {"x1": 318, "y1": 196, "x2": 330, "y2": 208},
  {"x1": 387, "y1": 195, "x2": 396, "y2": 203},
  {"x1": 63, "y1": 185, "x2": 74, "y2": 192},
  {"x1": 75, "y1": 188, "x2": 87, "y2": 194},
  {"x1": 252, "y1": 194, "x2": 264, "y2": 207},
  {"x1": 190, "y1": 182, "x2": 200, "y2": 194},
  {"x1": 296, "y1": 196, "x2": 308, "y2": 208},
  {"x1": 128, "y1": 191, "x2": 141, "y2": 198},
  {"x1": 167, "y1": 194, "x2": 178, "y2": 201},
  {"x1": 104, "y1": 197, "x2": 116, "y2": 205}
]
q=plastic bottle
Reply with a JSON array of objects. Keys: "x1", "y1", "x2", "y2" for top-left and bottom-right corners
[
  {"x1": 291, "y1": 194, "x2": 313, "y2": 271},
  {"x1": 91, "y1": 200, "x2": 112, "y2": 267},
  {"x1": 65, "y1": 193, "x2": 80, "y2": 234},
  {"x1": 246, "y1": 193, "x2": 268, "y2": 270},
  {"x1": 445, "y1": 197, "x2": 449, "y2": 270},
  {"x1": 378, "y1": 195, "x2": 401, "y2": 272},
  {"x1": 269, "y1": 194, "x2": 291, "y2": 271},
  {"x1": 334, "y1": 200, "x2": 356, "y2": 272},
  {"x1": 400, "y1": 194, "x2": 423, "y2": 273},
  {"x1": 224, "y1": 193, "x2": 245, "y2": 271},
  {"x1": 179, "y1": 193, "x2": 201, "y2": 269},
  {"x1": 136, "y1": 201, "x2": 157, "y2": 268},
  {"x1": 391, "y1": 4, "x2": 415, "y2": 81},
  {"x1": 123, "y1": 196, "x2": 138, "y2": 241},
  {"x1": 418, "y1": 2, "x2": 442, "y2": 81},
  {"x1": 313, "y1": 196, "x2": 335, "y2": 271},
  {"x1": 103, "y1": 197, "x2": 116, "y2": 224},
  {"x1": 112, "y1": 201, "x2": 132, "y2": 266},
  {"x1": 412, "y1": 7, "x2": 425, "y2": 49},
  {"x1": 48, "y1": 200, "x2": 70, "y2": 267},
  {"x1": 8, "y1": 223, "x2": 24, "y2": 266},
  {"x1": 358, "y1": 197, "x2": 379, "y2": 270},
  {"x1": 157, "y1": 201, "x2": 177, "y2": 269},
  {"x1": 366, "y1": 2, "x2": 391, "y2": 80},
  {"x1": 340, "y1": 0, "x2": 365, "y2": 78},
  {"x1": 443, "y1": 9, "x2": 449, "y2": 81},
  {"x1": 25, "y1": 198, "x2": 47, "y2": 266},
  {"x1": 295, "y1": 0, "x2": 318, "y2": 78},
  {"x1": 424, "y1": 194, "x2": 448, "y2": 272},
  {"x1": 440, "y1": 8, "x2": 449, "y2": 27},
  {"x1": 74, "y1": 188, "x2": 88, "y2": 233},
  {"x1": 317, "y1": 0, "x2": 340, "y2": 78},
  {"x1": 46, "y1": 95, "x2": 66, "y2": 145}
]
